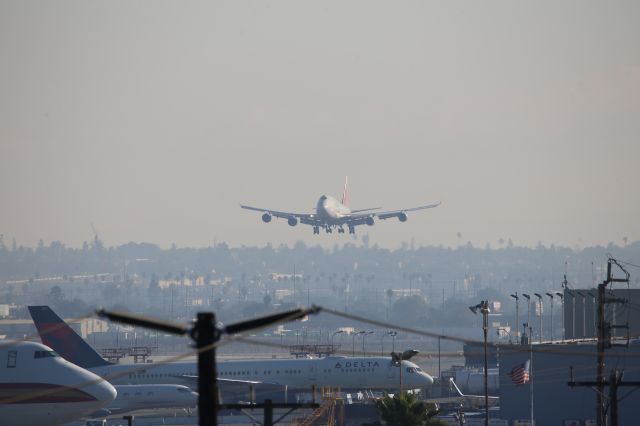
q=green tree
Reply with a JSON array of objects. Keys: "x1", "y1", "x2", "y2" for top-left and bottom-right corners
[{"x1": 371, "y1": 393, "x2": 446, "y2": 426}]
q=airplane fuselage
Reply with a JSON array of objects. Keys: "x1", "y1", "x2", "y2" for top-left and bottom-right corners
[
  {"x1": 316, "y1": 195, "x2": 351, "y2": 221},
  {"x1": 90, "y1": 356, "x2": 433, "y2": 391},
  {"x1": 0, "y1": 341, "x2": 116, "y2": 426}
]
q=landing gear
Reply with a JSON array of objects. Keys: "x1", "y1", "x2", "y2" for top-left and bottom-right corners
[
  {"x1": 348, "y1": 226, "x2": 355, "y2": 234},
  {"x1": 313, "y1": 226, "x2": 320, "y2": 235},
  {"x1": 325, "y1": 226, "x2": 332, "y2": 234},
  {"x1": 338, "y1": 227, "x2": 345, "y2": 234}
]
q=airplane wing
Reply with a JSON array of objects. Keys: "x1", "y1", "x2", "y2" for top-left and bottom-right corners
[
  {"x1": 350, "y1": 207, "x2": 382, "y2": 214},
  {"x1": 240, "y1": 204, "x2": 320, "y2": 224},
  {"x1": 375, "y1": 201, "x2": 441, "y2": 220}
]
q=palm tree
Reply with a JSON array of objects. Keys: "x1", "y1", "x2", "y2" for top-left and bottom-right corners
[{"x1": 369, "y1": 393, "x2": 446, "y2": 426}]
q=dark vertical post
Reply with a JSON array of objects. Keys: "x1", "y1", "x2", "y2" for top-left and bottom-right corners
[
  {"x1": 196, "y1": 312, "x2": 217, "y2": 426},
  {"x1": 264, "y1": 399, "x2": 274, "y2": 426},
  {"x1": 596, "y1": 262, "x2": 609, "y2": 426},
  {"x1": 438, "y1": 335, "x2": 441, "y2": 379},
  {"x1": 610, "y1": 370, "x2": 620, "y2": 426},
  {"x1": 482, "y1": 301, "x2": 489, "y2": 426}
]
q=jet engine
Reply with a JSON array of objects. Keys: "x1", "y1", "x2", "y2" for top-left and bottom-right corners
[
  {"x1": 262, "y1": 213, "x2": 272, "y2": 223},
  {"x1": 398, "y1": 212, "x2": 408, "y2": 222},
  {"x1": 365, "y1": 217, "x2": 375, "y2": 226},
  {"x1": 287, "y1": 217, "x2": 298, "y2": 226}
]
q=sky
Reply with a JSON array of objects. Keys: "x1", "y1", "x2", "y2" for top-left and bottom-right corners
[{"x1": 1, "y1": 1, "x2": 639, "y2": 250}]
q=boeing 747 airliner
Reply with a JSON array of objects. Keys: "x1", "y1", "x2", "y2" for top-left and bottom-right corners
[{"x1": 241, "y1": 177, "x2": 440, "y2": 234}]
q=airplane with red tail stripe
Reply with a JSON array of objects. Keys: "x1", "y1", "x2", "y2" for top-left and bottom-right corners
[{"x1": 241, "y1": 177, "x2": 440, "y2": 235}]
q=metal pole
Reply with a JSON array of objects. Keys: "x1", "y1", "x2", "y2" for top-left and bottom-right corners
[
  {"x1": 482, "y1": 301, "x2": 489, "y2": 426},
  {"x1": 529, "y1": 324, "x2": 534, "y2": 425},
  {"x1": 510, "y1": 293, "x2": 519, "y2": 342},
  {"x1": 264, "y1": 399, "x2": 273, "y2": 426},
  {"x1": 196, "y1": 312, "x2": 217, "y2": 426},
  {"x1": 546, "y1": 293, "x2": 554, "y2": 343},
  {"x1": 534, "y1": 293, "x2": 543, "y2": 343},
  {"x1": 556, "y1": 292, "x2": 564, "y2": 341},
  {"x1": 438, "y1": 335, "x2": 441, "y2": 379}
]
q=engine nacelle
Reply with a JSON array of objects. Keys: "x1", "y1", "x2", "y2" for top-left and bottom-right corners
[
  {"x1": 398, "y1": 212, "x2": 408, "y2": 222},
  {"x1": 287, "y1": 217, "x2": 298, "y2": 227},
  {"x1": 365, "y1": 216, "x2": 375, "y2": 226},
  {"x1": 262, "y1": 213, "x2": 272, "y2": 223}
]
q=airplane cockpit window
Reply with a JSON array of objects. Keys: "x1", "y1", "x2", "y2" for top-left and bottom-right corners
[
  {"x1": 34, "y1": 350, "x2": 58, "y2": 359},
  {"x1": 406, "y1": 367, "x2": 418, "y2": 373}
]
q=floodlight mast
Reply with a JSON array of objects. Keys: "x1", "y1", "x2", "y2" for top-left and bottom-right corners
[
  {"x1": 534, "y1": 293, "x2": 543, "y2": 343},
  {"x1": 97, "y1": 306, "x2": 321, "y2": 426},
  {"x1": 510, "y1": 292, "x2": 519, "y2": 341},
  {"x1": 469, "y1": 300, "x2": 490, "y2": 426}
]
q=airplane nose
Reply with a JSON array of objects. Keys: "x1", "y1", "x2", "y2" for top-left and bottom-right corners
[
  {"x1": 91, "y1": 379, "x2": 117, "y2": 403},
  {"x1": 422, "y1": 373, "x2": 434, "y2": 388}
]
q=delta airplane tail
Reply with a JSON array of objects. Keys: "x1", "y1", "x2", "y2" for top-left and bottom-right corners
[{"x1": 28, "y1": 305, "x2": 111, "y2": 369}]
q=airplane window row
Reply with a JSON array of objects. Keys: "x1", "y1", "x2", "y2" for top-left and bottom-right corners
[
  {"x1": 128, "y1": 372, "x2": 193, "y2": 379},
  {"x1": 219, "y1": 369, "x2": 302, "y2": 376},
  {"x1": 338, "y1": 368, "x2": 376, "y2": 373}
]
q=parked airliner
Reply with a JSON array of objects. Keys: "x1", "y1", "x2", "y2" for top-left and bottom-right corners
[
  {"x1": 93, "y1": 384, "x2": 197, "y2": 418},
  {"x1": 241, "y1": 178, "x2": 440, "y2": 234},
  {"x1": 0, "y1": 340, "x2": 116, "y2": 426},
  {"x1": 29, "y1": 306, "x2": 433, "y2": 393}
]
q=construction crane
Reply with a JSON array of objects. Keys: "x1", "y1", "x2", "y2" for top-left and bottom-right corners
[{"x1": 91, "y1": 223, "x2": 103, "y2": 249}]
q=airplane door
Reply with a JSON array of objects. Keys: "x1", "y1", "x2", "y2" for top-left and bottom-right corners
[{"x1": 308, "y1": 365, "x2": 317, "y2": 382}]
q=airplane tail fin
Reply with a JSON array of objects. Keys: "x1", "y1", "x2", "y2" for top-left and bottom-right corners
[
  {"x1": 341, "y1": 176, "x2": 349, "y2": 206},
  {"x1": 28, "y1": 305, "x2": 111, "y2": 368}
]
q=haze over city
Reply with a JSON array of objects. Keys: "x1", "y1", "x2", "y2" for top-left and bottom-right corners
[{"x1": 1, "y1": 1, "x2": 639, "y2": 250}]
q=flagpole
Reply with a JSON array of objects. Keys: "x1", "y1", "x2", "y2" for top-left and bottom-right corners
[{"x1": 529, "y1": 323, "x2": 534, "y2": 425}]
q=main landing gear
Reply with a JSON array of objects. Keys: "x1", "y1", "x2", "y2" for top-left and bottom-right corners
[
  {"x1": 313, "y1": 226, "x2": 320, "y2": 235},
  {"x1": 348, "y1": 226, "x2": 355, "y2": 234}
]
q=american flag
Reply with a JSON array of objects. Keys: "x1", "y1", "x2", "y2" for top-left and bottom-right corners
[{"x1": 509, "y1": 360, "x2": 530, "y2": 386}]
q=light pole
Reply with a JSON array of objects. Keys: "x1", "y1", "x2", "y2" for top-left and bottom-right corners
[
  {"x1": 589, "y1": 291, "x2": 597, "y2": 338},
  {"x1": 534, "y1": 293, "x2": 543, "y2": 343},
  {"x1": 389, "y1": 330, "x2": 397, "y2": 353},
  {"x1": 577, "y1": 291, "x2": 586, "y2": 338},
  {"x1": 510, "y1": 292, "x2": 520, "y2": 342},
  {"x1": 362, "y1": 331, "x2": 374, "y2": 356},
  {"x1": 522, "y1": 293, "x2": 531, "y2": 336},
  {"x1": 381, "y1": 330, "x2": 395, "y2": 356},
  {"x1": 567, "y1": 290, "x2": 576, "y2": 339},
  {"x1": 555, "y1": 292, "x2": 564, "y2": 341},
  {"x1": 545, "y1": 293, "x2": 554, "y2": 343},
  {"x1": 391, "y1": 349, "x2": 419, "y2": 398},
  {"x1": 352, "y1": 331, "x2": 365, "y2": 356},
  {"x1": 470, "y1": 300, "x2": 491, "y2": 426},
  {"x1": 331, "y1": 330, "x2": 343, "y2": 352}
]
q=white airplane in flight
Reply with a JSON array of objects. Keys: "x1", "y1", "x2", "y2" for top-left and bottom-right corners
[
  {"x1": 0, "y1": 340, "x2": 116, "y2": 426},
  {"x1": 241, "y1": 178, "x2": 440, "y2": 234},
  {"x1": 29, "y1": 306, "x2": 433, "y2": 394}
]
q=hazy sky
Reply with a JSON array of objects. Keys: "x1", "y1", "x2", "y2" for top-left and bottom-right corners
[{"x1": 1, "y1": 1, "x2": 639, "y2": 250}]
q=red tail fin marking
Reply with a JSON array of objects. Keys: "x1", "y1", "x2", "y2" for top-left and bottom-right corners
[{"x1": 341, "y1": 176, "x2": 349, "y2": 206}]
